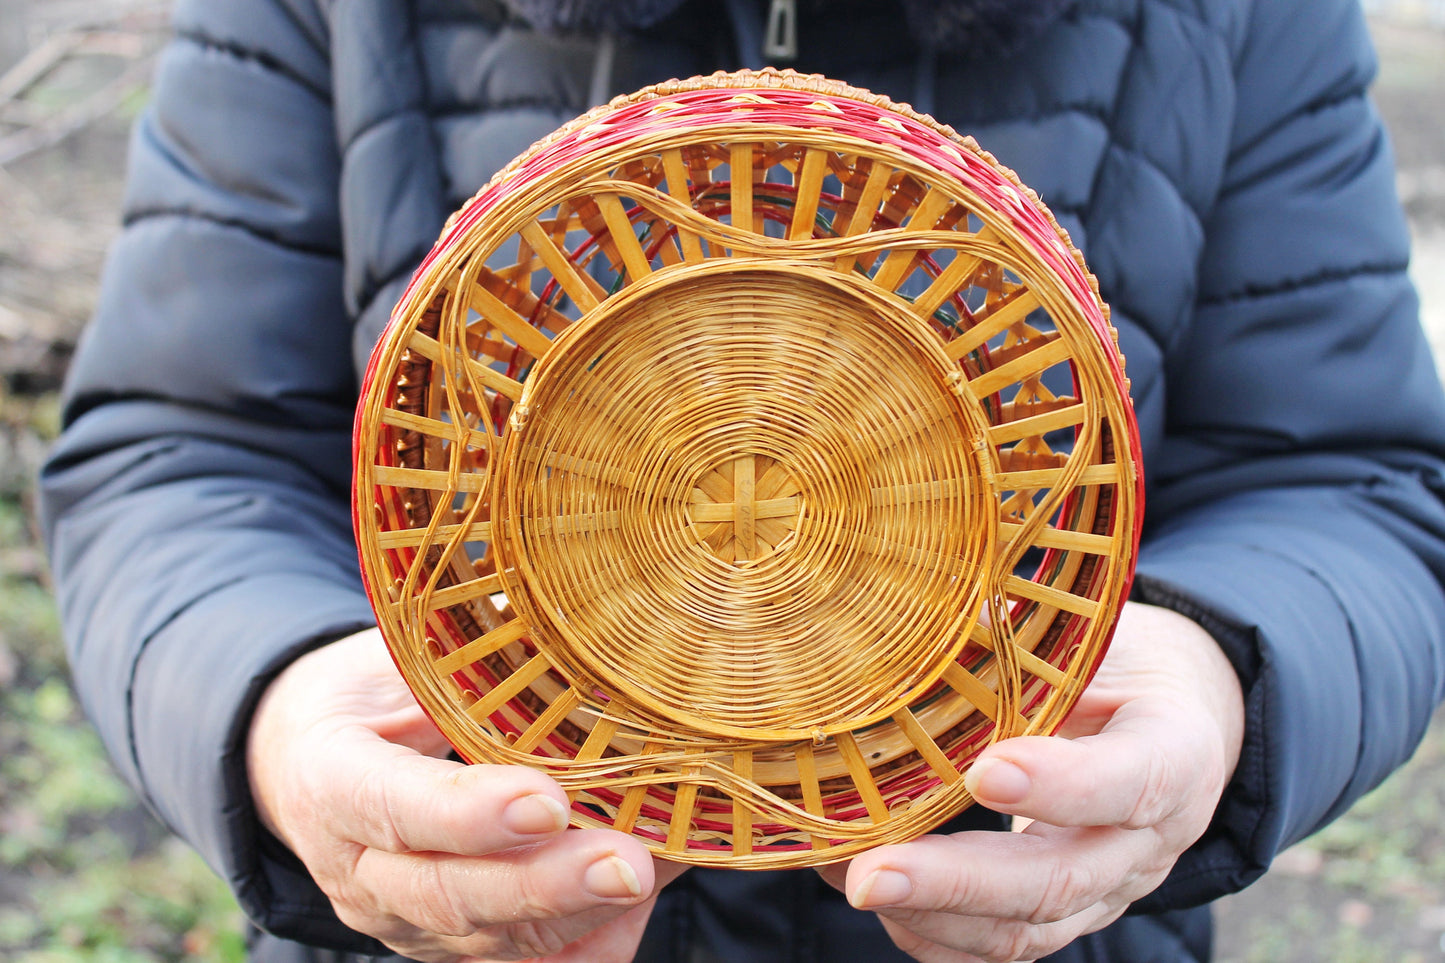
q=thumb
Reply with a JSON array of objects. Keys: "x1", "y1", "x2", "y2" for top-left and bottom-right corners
[{"x1": 963, "y1": 718, "x2": 1199, "y2": 833}]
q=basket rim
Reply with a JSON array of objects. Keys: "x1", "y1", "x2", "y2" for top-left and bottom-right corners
[{"x1": 349, "y1": 67, "x2": 1146, "y2": 867}]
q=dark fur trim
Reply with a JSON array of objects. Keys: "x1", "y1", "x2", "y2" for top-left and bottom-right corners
[
  {"x1": 500, "y1": 0, "x2": 1078, "y2": 56},
  {"x1": 900, "y1": 0, "x2": 1078, "y2": 56},
  {"x1": 498, "y1": 0, "x2": 687, "y2": 32}
]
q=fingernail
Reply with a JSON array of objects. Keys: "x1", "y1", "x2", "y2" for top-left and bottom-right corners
[
  {"x1": 502, "y1": 793, "x2": 569, "y2": 836},
  {"x1": 584, "y1": 854, "x2": 643, "y2": 901},
  {"x1": 966, "y1": 757, "x2": 1031, "y2": 805},
  {"x1": 853, "y1": 869, "x2": 913, "y2": 909}
]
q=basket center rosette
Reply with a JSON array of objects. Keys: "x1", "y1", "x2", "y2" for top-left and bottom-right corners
[{"x1": 353, "y1": 69, "x2": 1143, "y2": 868}]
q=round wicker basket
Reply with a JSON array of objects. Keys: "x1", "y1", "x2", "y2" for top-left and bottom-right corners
[{"x1": 353, "y1": 68, "x2": 1142, "y2": 868}]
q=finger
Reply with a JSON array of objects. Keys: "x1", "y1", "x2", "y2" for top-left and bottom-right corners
[
  {"x1": 319, "y1": 742, "x2": 573, "y2": 855},
  {"x1": 503, "y1": 895, "x2": 667, "y2": 963},
  {"x1": 814, "y1": 859, "x2": 848, "y2": 894},
  {"x1": 354, "y1": 828, "x2": 656, "y2": 941},
  {"x1": 377, "y1": 891, "x2": 664, "y2": 963},
  {"x1": 874, "y1": 898, "x2": 1125, "y2": 963},
  {"x1": 845, "y1": 826, "x2": 1159, "y2": 925},
  {"x1": 317, "y1": 630, "x2": 463, "y2": 757},
  {"x1": 472, "y1": 861, "x2": 685, "y2": 963},
  {"x1": 652, "y1": 857, "x2": 691, "y2": 890},
  {"x1": 962, "y1": 703, "x2": 1218, "y2": 833},
  {"x1": 357, "y1": 892, "x2": 662, "y2": 963}
]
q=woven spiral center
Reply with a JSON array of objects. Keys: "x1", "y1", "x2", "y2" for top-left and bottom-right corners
[
  {"x1": 494, "y1": 263, "x2": 995, "y2": 739},
  {"x1": 686, "y1": 454, "x2": 801, "y2": 565}
]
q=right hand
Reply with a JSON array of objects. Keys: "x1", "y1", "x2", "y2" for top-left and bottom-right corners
[{"x1": 247, "y1": 628, "x2": 684, "y2": 962}]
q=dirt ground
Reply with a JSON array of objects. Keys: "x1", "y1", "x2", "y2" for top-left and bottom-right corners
[{"x1": 3, "y1": 4, "x2": 1445, "y2": 961}]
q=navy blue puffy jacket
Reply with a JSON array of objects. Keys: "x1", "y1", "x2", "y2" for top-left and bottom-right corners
[{"x1": 39, "y1": 0, "x2": 1445, "y2": 959}]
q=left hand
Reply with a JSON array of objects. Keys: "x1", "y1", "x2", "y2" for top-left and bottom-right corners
[{"x1": 817, "y1": 601, "x2": 1245, "y2": 963}]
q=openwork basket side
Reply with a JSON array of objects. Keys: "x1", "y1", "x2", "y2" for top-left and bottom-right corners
[{"x1": 353, "y1": 69, "x2": 1143, "y2": 868}]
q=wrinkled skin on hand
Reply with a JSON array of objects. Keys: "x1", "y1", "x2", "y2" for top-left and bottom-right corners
[
  {"x1": 249, "y1": 602, "x2": 1240, "y2": 963},
  {"x1": 817, "y1": 602, "x2": 1246, "y2": 963},
  {"x1": 247, "y1": 629, "x2": 686, "y2": 962}
]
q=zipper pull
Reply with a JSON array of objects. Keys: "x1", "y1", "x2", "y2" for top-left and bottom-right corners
[{"x1": 763, "y1": 0, "x2": 798, "y2": 61}]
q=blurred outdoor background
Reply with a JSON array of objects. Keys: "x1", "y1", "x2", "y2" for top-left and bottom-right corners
[{"x1": 1, "y1": 1, "x2": 1445, "y2": 960}]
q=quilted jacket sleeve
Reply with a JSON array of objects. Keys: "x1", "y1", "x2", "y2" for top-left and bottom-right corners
[
  {"x1": 1134, "y1": 0, "x2": 1445, "y2": 911},
  {"x1": 37, "y1": 0, "x2": 386, "y2": 950}
]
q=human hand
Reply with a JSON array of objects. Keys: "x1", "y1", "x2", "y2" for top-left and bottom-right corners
[
  {"x1": 817, "y1": 601, "x2": 1245, "y2": 962},
  {"x1": 247, "y1": 628, "x2": 685, "y2": 962}
]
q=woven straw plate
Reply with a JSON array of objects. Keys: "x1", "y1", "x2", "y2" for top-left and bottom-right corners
[{"x1": 354, "y1": 69, "x2": 1143, "y2": 868}]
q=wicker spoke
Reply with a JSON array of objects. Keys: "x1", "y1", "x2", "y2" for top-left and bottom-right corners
[
  {"x1": 835, "y1": 732, "x2": 890, "y2": 823},
  {"x1": 372, "y1": 464, "x2": 487, "y2": 493},
  {"x1": 939, "y1": 661, "x2": 999, "y2": 720},
  {"x1": 966, "y1": 334, "x2": 1072, "y2": 399},
  {"x1": 688, "y1": 496, "x2": 801, "y2": 522},
  {"x1": 893, "y1": 707, "x2": 959, "y2": 785},
  {"x1": 614, "y1": 742, "x2": 667, "y2": 833},
  {"x1": 596, "y1": 192, "x2": 654, "y2": 283},
  {"x1": 998, "y1": 520, "x2": 1113, "y2": 556},
  {"x1": 869, "y1": 478, "x2": 965, "y2": 506},
  {"x1": 993, "y1": 462, "x2": 1119, "y2": 493},
  {"x1": 528, "y1": 201, "x2": 582, "y2": 291},
  {"x1": 732, "y1": 452, "x2": 757, "y2": 558},
  {"x1": 661, "y1": 149, "x2": 706, "y2": 263},
  {"x1": 731, "y1": 749, "x2": 754, "y2": 855},
  {"x1": 379, "y1": 408, "x2": 478, "y2": 446},
  {"x1": 418, "y1": 571, "x2": 507, "y2": 611},
  {"x1": 466, "y1": 279, "x2": 556, "y2": 359},
  {"x1": 376, "y1": 521, "x2": 494, "y2": 551},
  {"x1": 795, "y1": 742, "x2": 830, "y2": 851},
  {"x1": 473, "y1": 265, "x2": 576, "y2": 336},
  {"x1": 684, "y1": 454, "x2": 803, "y2": 561},
  {"x1": 912, "y1": 247, "x2": 990, "y2": 319},
  {"x1": 835, "y1": 160, "x2": 894, "y2": 274},
  {"x1": 987, "y1": 401, "x2": 1087, "y2": 446},
  {"x1": 464, "y1": 652, "x2": 553, "y2": 721},
  {"x1": 871, "y1": 188, "x2": 955, "y2": 292},
  {"x1": 614, "y1": 784, "x2": 648, "y2": 834},
  {"x1": 513, "y1": 686, "x2": 583, "y2": 753},
  {"x1": 729, "y1": 142, "x2": 756, "y2": 236},
  {"x1": 564, "y1": 717, "x2": 625, "y2": 804},
  {"x1": 1003, "y1": 574, "x2": 1100, "y2": 619},
  {"x1": 576, "y1": 716, "x2": 622, "y2": 763},
  {"x1": 530, "y1": 450, "x2": 641, "y2": 490},
  {"x1": 406, "y1": 329, "x2": 525, "y2": 402},
  {"x1": 756, "y1": 460, "x2": 801, "y2": 499},
  {"x1": 520, "y1": 221, "x2": 605, "y2": 312},
  {"x1": 666, "y1": 782, "x2": 701, "y2": 853},
  {"x1": 943, "y1": 287, "x2": 1040, "y2": 360},
  {"x1": 527, "y1": 510, "x2": 624, "y2": 536},
  {"x1": 968, "y1": 627, "x2": 1069, "y2": 687},
  {"x1": 942, "y1": 661, "x2": 1029, "y2": 732},
  {"x1": 789, "y1": 147, "x2": 828, "y2": 240},
  {"x1": 433, "y1": 617, "x2": 528, "y2": 676}
]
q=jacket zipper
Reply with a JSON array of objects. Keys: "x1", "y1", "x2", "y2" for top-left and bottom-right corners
[{"x1": 763, "y1": 0, "x2": 798, "y2": 60}]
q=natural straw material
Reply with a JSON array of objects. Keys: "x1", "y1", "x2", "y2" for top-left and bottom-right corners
[{"x1": 353, "y1": 69, "x2": 1143, "y2": 868}]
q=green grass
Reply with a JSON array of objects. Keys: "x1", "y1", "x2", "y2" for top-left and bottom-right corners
[
  {"x1": 0, "y1": 392, "x2": 245, "y2": 962},
  {"x1": 1214, "y1": 709, "x2": 1445, "y2": 961}
]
